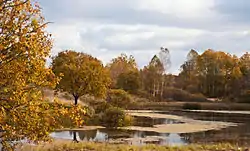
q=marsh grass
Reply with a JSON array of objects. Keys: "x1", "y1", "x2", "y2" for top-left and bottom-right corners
[{"x1": 20, "y1": 141, "x2": 248, "y2": 151}]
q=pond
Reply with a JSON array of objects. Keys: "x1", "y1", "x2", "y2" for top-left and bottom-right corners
[
  {"x1": 51, "y1": 129, "x2": 187, "y2": 145},
  {"x1": 51, "y1": 110, "x2": 250, "y2": 146}
]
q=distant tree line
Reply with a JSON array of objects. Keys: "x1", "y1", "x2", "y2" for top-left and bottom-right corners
[{"x1": 105, "y1": 49, "x2": 250, "y2": 102}]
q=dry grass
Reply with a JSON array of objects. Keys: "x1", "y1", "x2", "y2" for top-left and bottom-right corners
[
  {"x1": 42, "y1": 88, "x2": 86, "y2": 106},
  {"x1": 19, "y1": 140, "x2": 248, "y2": 151}
]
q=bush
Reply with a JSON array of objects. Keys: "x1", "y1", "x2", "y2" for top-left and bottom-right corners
[
  {"x1": 190, "y1": 93, "x2": 208, "y2": 102},
  {"x1": 80, "y1": 95, "x2": 111, "y2": 114},
  {"x1": 185, "y1": 84, "x2": 199, "y2": 94},
  {"x1": 93, "y1": 101, "x2": 111, "y2": 114},
  {"x1": 237, "y1": 90, "x2": 250, "y2": 103},
  {"x1": 100, "y1": 107, "x2": 133, "y2": 128},
  {"x1": 108, "y1": 89, "x2": 132, "y2": 109},
  {"x1": 163, "y1": 87, "x2": 208, "y2": 102},
  {"x1": 163, "y1": 87, "x2": 190, "y2": 101},
  {"x1": 182, "y1": 103, "x2": 202, "y2": 110},
  {"x1": 134, "y1": 89, "x2": 154, "y2": 100},
  {"x1": 124, "y1": 114, "x2": 134, "y2": 126},
  {"x1": 85, "y1": 114, "x2": 101, "y2": 126}
]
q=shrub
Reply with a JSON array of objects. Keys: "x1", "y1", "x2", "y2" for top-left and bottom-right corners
[
  {"x1": 182, "y1": 103, "x2": 202, "y2": 110},
  {"x1": 124, "y1": 114, "x2": 134, "y2": 126},
  {"x1": 163, "y1": 87, "x2": 208, "y2": 102},
  {"x1": 163, "y1": 87, "x2": 190, "y2": 101},
  {"x1": 108, "y1": 89, "x2": 132, "y2": 109},
  {"x1": 134, "y1": 89, "x2": 153, "y2": 100},
  {"x1": 237, "y1": 90, "x2": 250, "y2": 103},
  {"x1": 185, "y1": 84, "x2": 199, "y2": 94},
  {"x1": 93, "y1": 101, "x2": 111, "y2": 114},
  {"x1": 189, "y1": 93, "x2": 208, "y2": 102},
  {"x1": 85, "y1": 114, "x2": 101, "y2": 126},
  {"x1": 80, "y1": 95, "x2": 111, "y2": 114},
  {"x1": 100, "y1": 107, "x2": 133, "y2": 128},
  {"x1": 80, "y1": 95, "x2": 96, "y2": 102}
]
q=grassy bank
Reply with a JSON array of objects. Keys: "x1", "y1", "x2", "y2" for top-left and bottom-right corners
[
  {"x1": 129, "y1": 101, "x2": 250, "y2": 111},
  {"x1": 20, "y1": 141, "x2": 248, "y2": 151}
]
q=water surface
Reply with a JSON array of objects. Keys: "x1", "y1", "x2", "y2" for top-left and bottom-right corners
[{"x1": 51, "y1": 111, "x2": 250, "y2": 145}]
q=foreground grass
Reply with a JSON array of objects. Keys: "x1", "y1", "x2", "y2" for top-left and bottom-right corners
[{"x1": 20, "y1": 141, "x2": 249, "y2": 151}]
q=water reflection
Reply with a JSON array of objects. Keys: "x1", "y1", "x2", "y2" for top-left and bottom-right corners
[
  {"x1": 51, "y1": 129, "x2": 187, "y2": 145},
  {"x1": 134, "y1": 116, "x2": 183, "y2": 127}
]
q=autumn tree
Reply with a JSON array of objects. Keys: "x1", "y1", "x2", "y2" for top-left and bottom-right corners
[
  {"x1": 116, "y1": 70, "x2": 140, "y2": 93},
  {"x1": 107, "y1": 53, "x2": 137, "y2": 87},
  {"x1": 158, "y1": 47, "x2": 171, "y2": 99},
  {"x1": 237, "y1": 52, "x2": 250, "y2": 102},
  {"x1": 141, "y1": 55, "x2": 164, "y2": 97},
  {"x1": 239, "y1": 52, "x2": 250, "y2": 90},
  {"x1": 52, "y1": 50, "x2": 111, "y2": 105},
  {"x1": 179, "y1": 49, "x2": 199, "y2": 92},
  {"x1": 140, "y1": 48, "x2": 171, "y2": 99},
  {"x1": 195, "y1": 49, "x2": 242, "y2": 97},
  {"x1": 0, "y1": 1, "x2": 85, "y2": 150}
]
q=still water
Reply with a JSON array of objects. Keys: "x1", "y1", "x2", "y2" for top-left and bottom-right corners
[
  {"x1": 51, "y1": 129, "x2": 187, "y2": 145},
  {"x1": 51, "y1": 111, "x2": 250, "y2": 145}
]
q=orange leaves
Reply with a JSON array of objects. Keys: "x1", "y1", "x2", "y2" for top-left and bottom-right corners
[
  {"x1": 180, "y1": 49, "x2": 249, "y2": 97},
  {"x1": 106, "y1": 53, "x2": 137, "y2": 87},
  {"x1": 66, "y1": 105, "x2": 85, "y2": 126}
]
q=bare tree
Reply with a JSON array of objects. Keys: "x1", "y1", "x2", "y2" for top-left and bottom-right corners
[
  {"x1": 158, "y1": 47, "x2": 171, "y2": 99},
  {"x1": 159, "y1": 47, "x2": 171, "y2": 74}
]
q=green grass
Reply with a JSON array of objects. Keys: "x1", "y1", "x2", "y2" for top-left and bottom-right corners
[{"x1": 20, "y1": 141, "x2": 248, "y2": 151}]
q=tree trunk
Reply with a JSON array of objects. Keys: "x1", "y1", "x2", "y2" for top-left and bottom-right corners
[
  {"x1": 157, "y1": 82, "x2": 160, "y2": 97},
  {"x1": 74, "y1": 95, "x2": 78, "y2": 105},
  {"x1": 157, "y1": 82, "x2": 161, "y2": 98},
  {"x1": 153, "y1": 80, "x2": 156, "y2": 97},
  {"x1": 160, "y1": 80, "x2": 164, "y2": 100}
]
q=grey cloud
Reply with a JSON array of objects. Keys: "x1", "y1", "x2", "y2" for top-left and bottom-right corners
[
  {"x1": 79, "y1": 27, "x2": 198, "y2": 51},
  {"x1": 213, "y1": 0, "x2": 250, "y2": 23},
  {"x1": 37, "y1": 0, "x2": 243, "y2": 31},
  {"x1": 38, "y1": 0, "x2": 250, "y2": 74},
  {"x1": 188, "y1": 32, "x2": 250, "y2": 54}
]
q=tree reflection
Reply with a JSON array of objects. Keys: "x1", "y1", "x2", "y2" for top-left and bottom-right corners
[
  {"x1": 78, "y1": 130, "x2": 97, "y2": 141},
  {"x1": 69, "y1": 131, "x2": 79, "y2": 142}
]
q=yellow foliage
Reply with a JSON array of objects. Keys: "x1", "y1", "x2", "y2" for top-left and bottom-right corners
[
  {"x1": 52, "y1": 50, "x2": 111, "y2": 105},
  {"x1": 106, "y1": 53, "x2": 137, "y2": 87},
  {"x1": 0, "y1": 1, "x2": 86, "y2": 150}
]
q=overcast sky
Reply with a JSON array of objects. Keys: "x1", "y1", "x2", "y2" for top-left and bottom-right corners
[{"x1": 37, "y1": 0, "x2": 250, "y2": 74}]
